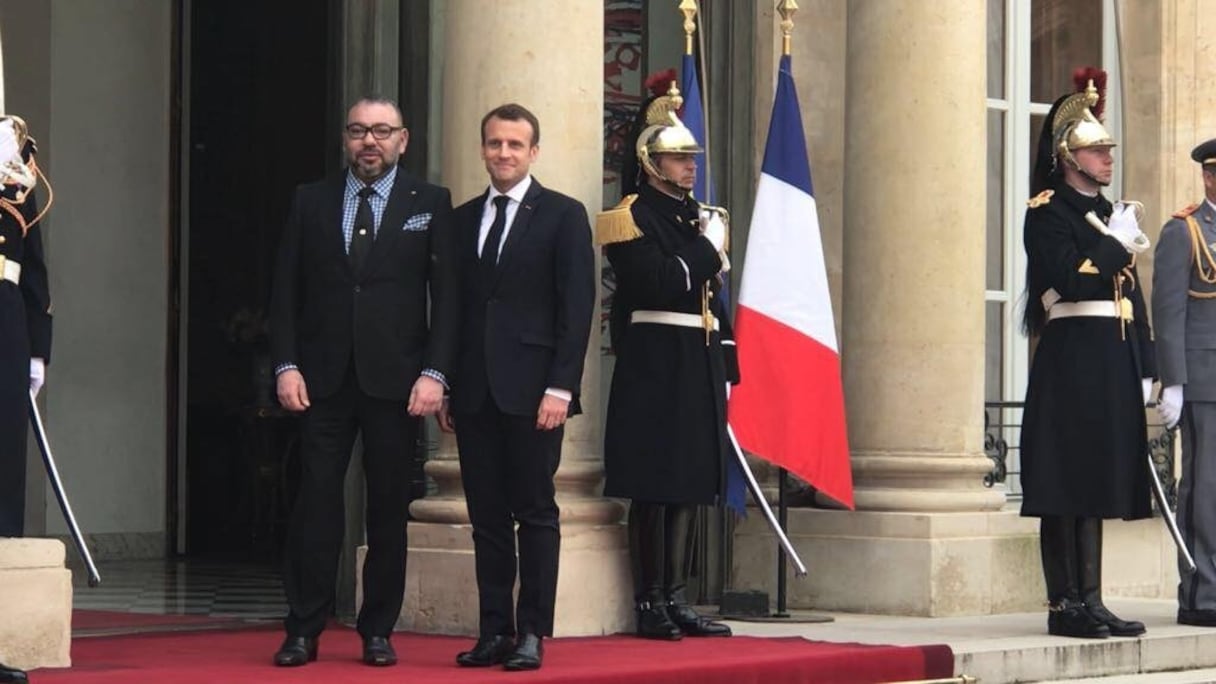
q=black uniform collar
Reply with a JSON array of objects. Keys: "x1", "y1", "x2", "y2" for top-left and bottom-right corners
[
  {"x1": 1053, "y1": 180, "x2": 1112, "y2": 216},
  {"x1": 638, "y1": 182, "x2": 699, "y2": 228}
]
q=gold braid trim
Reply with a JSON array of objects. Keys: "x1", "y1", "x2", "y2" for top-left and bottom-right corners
[
  {"x1": 1185, "y1": 214, "x2": 1216, "y2": 298},
  {"x1": 0, "y1": 159, "x2": 54, "y2": 237},
  {"x1": 595, "y1": 194, "x2": 643, "y2": 245}
]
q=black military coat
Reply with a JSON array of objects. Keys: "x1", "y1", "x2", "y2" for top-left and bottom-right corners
[
  {"x1": 602, "y1": 183, "x2": 740, "y2": 505},
  {"x1": 1019, "y1": 181, "x2": 1153, "y2": 520},
  {"x1": 1, "y1": 173, "x2": 50, "y2": 536}
]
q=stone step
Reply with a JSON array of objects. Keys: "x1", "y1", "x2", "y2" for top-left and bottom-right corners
[
  {"x1": 723, "y1": 598, "x2": 1216, "y2": 684},
  {"x1": 1041, "y1": 668, "x2": 1216, "y2": 683}
]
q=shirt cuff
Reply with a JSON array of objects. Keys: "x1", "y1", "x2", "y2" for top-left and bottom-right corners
[
  {"x1": 676, "y1": 256, "x2": 691, "y2": 292},
  {"x1": 275, "y1": 363, "x2": 299, "y2": 376},
  {"x1": 544, "y1": 388, "x2": 572, "y2": 402},
  {"x1": 421, "y1": 368, "x2": 449, "y2": 390}
]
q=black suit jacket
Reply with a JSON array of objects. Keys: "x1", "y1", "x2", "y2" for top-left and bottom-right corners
[
  {"x1": 450, "y1": 178, "x2": 595, "y2": 417},
  {"x1": 270, "y1": 167, "x2": 459, "y2": 401}
]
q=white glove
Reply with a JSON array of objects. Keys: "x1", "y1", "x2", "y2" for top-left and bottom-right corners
[
  {"x1": 1107, "y1": 203, "x2": 1149, "y2": 254},
  {"x1": 700, "y1": 209, "x2": 726, "y2": 251},
  {"x1": 1142, "y1": 378, "x2": 1153, "y2": 407},
  {"x1": 1157, "y1": 384, "x2": 1183, "y2": 428},
  {"x1": 30, "y1": 357, "x2": 46, "y2": 397}
]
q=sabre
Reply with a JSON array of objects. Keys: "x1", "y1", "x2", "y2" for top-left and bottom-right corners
[
  {"x1": 28, "y1": 391, "x2": 101, "y2": 586},
  {"x1": 726, "y1": 423, "x2": 807, "y2": 577},
  {"x1": 1146, "y1": 433, "x2": 1196, "y2": 574}
]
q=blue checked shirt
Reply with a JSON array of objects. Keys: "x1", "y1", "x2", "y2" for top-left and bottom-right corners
[
  {"x1": 276, "y1": 165, "x2": 447, "y2": 389},
  {"x1": 341, "y1": 166, "x2": 396, "y2": 252}
]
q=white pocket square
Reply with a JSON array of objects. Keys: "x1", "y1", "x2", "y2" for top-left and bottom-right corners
[{"x1": 402, "y1": 213, "x2": 433, "y2": 232}]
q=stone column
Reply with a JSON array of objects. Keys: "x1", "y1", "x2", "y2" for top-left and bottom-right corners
[
  {"x1": 733, "y1": 1, "x2": 1039, "y2": 617},
  {"x1": 398, "y1": 0, "x2": 631, "y2": 637},
  {"x1": 842, "y1": 0, "x2": 1002, "y2": 514}
]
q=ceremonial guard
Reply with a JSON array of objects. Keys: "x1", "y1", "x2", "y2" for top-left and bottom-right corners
[
  {"x1": 0, "y1": 114, "x2": 51, "y2": 684},
  {"x1": 1020, "y1": 69, "x2": 1154, "y2": 639},
  {"x1": 598, "y1": 81, "x2": 734, "y2": 640},
  {"x1": 1152, "y1": 138, "x2": 1216, "y2": 628}
]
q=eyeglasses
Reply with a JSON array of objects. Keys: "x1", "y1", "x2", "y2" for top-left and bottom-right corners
[{"x1": 345, "y1": 124, "x2": 404, "y2": 141}]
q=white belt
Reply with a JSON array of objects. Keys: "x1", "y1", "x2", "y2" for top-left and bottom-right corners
[
  {"x1": 0, "y1": 256, "x2": 19, "y2": 285},
  {"x1": 630, "y1": 310, "x2": 719, "y2": 331},
  {"x1": 1046, "y1": 300, "x2": 1130, "y2": 321}
]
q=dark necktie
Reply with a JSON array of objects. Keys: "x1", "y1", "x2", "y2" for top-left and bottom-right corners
[
  {"x1": 349, "y1": 185, "x2": 376, "y2": 273},
  {"x1": 480, "y1": 195, "x2": 511, "y2": 279}
]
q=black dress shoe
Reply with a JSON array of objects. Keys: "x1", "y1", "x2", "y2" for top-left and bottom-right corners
[
  {"x1": 273, "y1": 635, "x2": 318, "y2": 667},
  {"x1": 1178, "y1": 608, "x2": 1216, "y2": 627},
  {"x1": 636, "y1": 602, "x2": 683, "y2": 640},
  {"x1": 456, "y1": 634, "x2": 515, "y2": 667},
  {"x1": 667, "y1": 603, "x2": 732, "y2": 637},
  {"x1": 503, "y1": 633, "x2": 543, "y2": 671},
  {"x1": 1047, "y1": 599, "x2": 1110, "y2": 639},
  {"x1": 0, "y1": 662, "x2": 27, "y2": 684},
  {"x1": 1086, "y1": 601, "x2": 1146, "y2": 637},
  {"x1": 362, "y1": 635, "x2": 397, "y2": 666}
]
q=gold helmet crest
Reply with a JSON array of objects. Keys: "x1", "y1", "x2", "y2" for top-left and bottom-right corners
[{"x1": 636, "y1": 82, "x2": 703, "y2": 185}]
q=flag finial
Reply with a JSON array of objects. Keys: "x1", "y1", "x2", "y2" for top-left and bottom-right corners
[
  {"x1": 777, "y1": 0, "x2": 798, "y2": 57},
  {"x1": 679, "y1": 0, "x2": 698, "y2": 56}
]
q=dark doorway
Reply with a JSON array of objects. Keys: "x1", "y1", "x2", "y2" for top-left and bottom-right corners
[{"x1": 181, "y1": 0, "x2": 335, "y2": 558}]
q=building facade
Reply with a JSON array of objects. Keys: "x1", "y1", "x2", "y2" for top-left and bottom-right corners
[{"x1": 1, "y1": 0, "x2": 1213, "y2": 625}]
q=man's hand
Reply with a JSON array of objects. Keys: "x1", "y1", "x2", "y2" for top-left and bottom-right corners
[
  {"x1": 1107, "y1": 203, "x2": 1149, "y2": 254},
  {"x1": 29, "y1": 357, "x2": 46, "y2": 397},
  {"x1": 437, "y1": 399, "x2": 456, "y2": 433},
  {"x1": 408, "y1": 375, "x2": 445, "y2": 416},
  {"x1": 700, "y1": 209, "x2": 726, "y2": 251},
  {"x1": 536, "y1": 394, "x2": 569, "y2": 431},
  {"x1": 1157, "y1": 384, "x2": 1184, "y2": 428},
  {"x1": 277, "y1": 369, "x2": 310, "y2": 412}
]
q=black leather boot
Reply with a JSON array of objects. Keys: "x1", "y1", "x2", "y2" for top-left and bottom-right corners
[
  {"x1": 1048, "y1": 597, "x2": 1110, "y2": 639},
  {"x1": 1041, "y1": 516, "x2": 1108, "y2": 639},
  {"x1": 1078, "y1": 517, "x2": 1145, "y2": 637},
  {"x1": 664, "y1": 505, "x2": 731, "y2": 637},
  {"x1": 0, "y1": 662, "x2": 27, "y2": 684},
  {"x1": 629, "y1": 503, "x2": 682, "y2": 640}
]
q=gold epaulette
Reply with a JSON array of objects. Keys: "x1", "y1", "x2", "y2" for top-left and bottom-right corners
[
  {"x1": 1173, "y1": 203, "x2": 1200, "y2": 219},
  {"x1": 1026, "y1": 189, "x2": 1054, "y2": 208},
  {"x1": 595, "y1": 194, "x2": 643, "y2": 245}
]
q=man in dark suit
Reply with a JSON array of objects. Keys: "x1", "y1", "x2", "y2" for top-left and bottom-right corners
[
  {"x1": 269, "y1": 96, "x2": 459, "y2": 667},
  {"x1": 441, "y1": 104, "x2": 595, "y2": 671}
]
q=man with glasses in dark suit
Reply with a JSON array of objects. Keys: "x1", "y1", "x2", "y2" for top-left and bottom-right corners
[{"x1": 269, "y1": 96, "x2": 459, "y2": 667}]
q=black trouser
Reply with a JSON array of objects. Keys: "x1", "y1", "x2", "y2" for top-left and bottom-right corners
[
  {"x1": 0, "y1": 296, "x2": 29, "y2": 538},
  {"x1": 282, "y1": 368, "x2": 418, "y2": 639},
  {"x1": 628, "y1": 502, "x2": 698, "y2": 606},
  {"x1": 456, "y1": 395, "x2": 563, "y2": 638},
  {"x1": 1040, "y1": 515, "x2": 1105, "y2": 606}
]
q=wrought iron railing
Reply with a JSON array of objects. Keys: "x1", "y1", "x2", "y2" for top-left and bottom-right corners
[{"x1": 983, "y1": 401, "x2": 1179, "y2": 510}]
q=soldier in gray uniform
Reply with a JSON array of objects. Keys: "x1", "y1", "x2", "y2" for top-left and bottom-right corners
[{"x1": 1153, "y1": 137, "x2": 1216, "y2": 628}]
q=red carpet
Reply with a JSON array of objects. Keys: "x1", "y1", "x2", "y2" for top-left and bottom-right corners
[{"x1": 33, "y1": 627, "x2": 953, "y2": 684}]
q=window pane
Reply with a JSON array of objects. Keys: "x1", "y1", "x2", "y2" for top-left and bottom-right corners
[
  {"x1": 987, "y1": 0, "x2": 1006, "y2": 99},
  {"x1": 987, "y1": 110, "x2": 1005, "y2": 290},
  {"x1": 986, "y1": 302, "x2": 1005, "y2": 403},
  {"x1": 1030, "y1": 0, "x2": 1103, "y2": 105},
  {"x1": 1029, "y1": 113, "x2": 1047, "y2": 187}
]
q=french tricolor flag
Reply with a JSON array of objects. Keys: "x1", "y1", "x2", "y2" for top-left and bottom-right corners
[{"x1": 729, "y1": 55, "x2": 854, "y2": 510}]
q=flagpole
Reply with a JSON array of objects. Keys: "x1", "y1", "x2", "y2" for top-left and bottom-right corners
[
  {"x1": 771, "y1": 0, "x2": 801, "y2": 620},
  {"x1": 678, "y1": 1, "x2": 712, "y2": 202}
]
